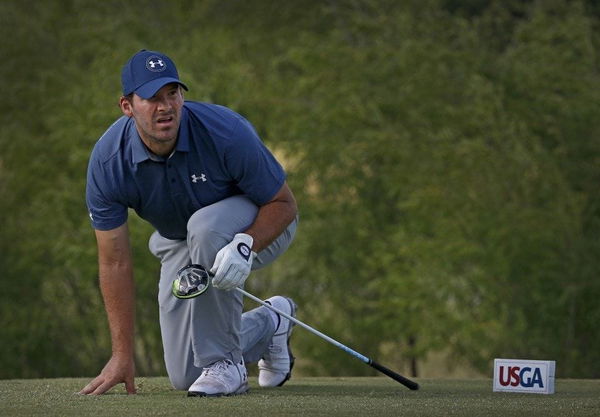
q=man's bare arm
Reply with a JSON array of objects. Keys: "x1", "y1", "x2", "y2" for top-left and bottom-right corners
[
  {"x1": 80, "y1": 223, "x2": 136, "y2": 395},
  {"x1": 245, "y1": 182, "x2": 298, "y2": 252}
]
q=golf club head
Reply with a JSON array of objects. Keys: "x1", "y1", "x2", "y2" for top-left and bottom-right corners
[{"x1": 172, "y1": 264, "x2": 211, "y2": 299}]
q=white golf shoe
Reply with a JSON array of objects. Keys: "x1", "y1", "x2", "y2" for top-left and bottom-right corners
[
  {"x1": 258, "y1": 296, "x2": 296, "y2": 387},
  {"x1": 188, "y1": 358, "x2": 249, "y2": 397}
]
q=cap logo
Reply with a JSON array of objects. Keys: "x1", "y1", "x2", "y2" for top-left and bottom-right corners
[{"x1": 146, "y1": 56, "x2": 166, "y2": 72}]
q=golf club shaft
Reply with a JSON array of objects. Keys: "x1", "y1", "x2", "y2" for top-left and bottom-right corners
[{"x1": 235, "y1": 287, "x2": 419, "y2": 391}]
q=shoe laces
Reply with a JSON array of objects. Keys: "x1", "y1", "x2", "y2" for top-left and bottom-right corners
[
  {"x1": 201, "y1": 359, "x2": 234, "y2": 383},
  {"x1": 267, "y1": 343, "x2": 283, "y2": 355}
]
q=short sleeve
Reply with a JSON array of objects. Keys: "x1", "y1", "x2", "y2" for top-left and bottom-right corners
[
  {"x1": 85, "y1": 153, "x2": 128, "y2": 230},
  {"x1": 224, "y1": 117, "x2": 286, "y2": 205}
]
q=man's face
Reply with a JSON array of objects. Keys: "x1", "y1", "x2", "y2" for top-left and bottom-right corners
[{"x1": 120, "y1": 83, "x2": 184, "y2": 154}]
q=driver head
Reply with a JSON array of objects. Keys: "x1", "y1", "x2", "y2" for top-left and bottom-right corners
[{"x1": 172, "y1": 264, "x2": 211, "y2": 299}]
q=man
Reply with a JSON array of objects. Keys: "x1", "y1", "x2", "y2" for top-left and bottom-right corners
[{"x1": 80, "y1": 50, "x2": 298, "y2": 397}]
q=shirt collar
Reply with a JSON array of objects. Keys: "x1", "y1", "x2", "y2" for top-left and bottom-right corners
[
  {"x1": 130, "y1": 121, "x2": 150, "y2": 164},
  {"x1": 175, "y1": 105, "x2": 190, "y2": 153},
  {"x1": 130, "y1": 106, "x2": 190, "y2": 164}
]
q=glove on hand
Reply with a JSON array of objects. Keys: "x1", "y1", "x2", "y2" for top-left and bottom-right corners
[{"x1": 211, "y1": 233, "x2": 256, "y2": 290}]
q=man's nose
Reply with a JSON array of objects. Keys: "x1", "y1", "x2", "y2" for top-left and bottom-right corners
[{"x1": 156, "y1": 96, "x2": 172, "y2": 110}]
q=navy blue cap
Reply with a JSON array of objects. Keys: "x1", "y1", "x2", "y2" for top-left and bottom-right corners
[{"x1": 121, "y1": 50, "x2": 189, "y2": 99}]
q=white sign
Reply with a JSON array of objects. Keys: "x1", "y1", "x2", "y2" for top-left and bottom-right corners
[{"x1": 493, "y1": 359, "x2": 555, "y2": 394}]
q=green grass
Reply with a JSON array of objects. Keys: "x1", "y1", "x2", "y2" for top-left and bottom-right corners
[{"x1": 1, "y1": 377, "x2": 599, "y2": 416}]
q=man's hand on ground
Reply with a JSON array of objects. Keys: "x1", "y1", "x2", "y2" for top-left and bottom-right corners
[{"x1": 79, "y1": 354, "x2": 136, "y2": 395}]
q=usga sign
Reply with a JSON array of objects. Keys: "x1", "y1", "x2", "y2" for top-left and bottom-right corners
[{"x1": 493, "y1": 359, "x2": 555, "y2": 394}]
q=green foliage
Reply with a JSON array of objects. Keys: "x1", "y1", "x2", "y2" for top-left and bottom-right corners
[{"x1": 1, "y1": 0, "x2": 599, "y2": 379}]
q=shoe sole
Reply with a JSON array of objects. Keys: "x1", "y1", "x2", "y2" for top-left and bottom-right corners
[
  {"x1": 275, "y1": 297, "x2": 296, "y2": 387},
  {"x1": 187, "y1": 382, "x2": 250, "y2": 397}
]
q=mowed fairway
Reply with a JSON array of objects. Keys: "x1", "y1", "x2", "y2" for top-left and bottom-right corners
[{"x1": 1, "y1": 377, "x2": 598, "y2": 416}]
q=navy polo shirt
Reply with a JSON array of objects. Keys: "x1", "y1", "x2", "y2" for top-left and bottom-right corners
[{"x1": 86, "y1": 102, "x2": 286, "y2": 239}]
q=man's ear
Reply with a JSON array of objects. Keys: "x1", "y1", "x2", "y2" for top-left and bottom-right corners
[{"x1": 119, "y1": 96, "x2": 133, "y2": 117}]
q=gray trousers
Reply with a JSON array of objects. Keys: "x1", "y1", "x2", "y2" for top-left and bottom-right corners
[{"x1": 148, "y1": 195, "x2": 297, "y2": 390}]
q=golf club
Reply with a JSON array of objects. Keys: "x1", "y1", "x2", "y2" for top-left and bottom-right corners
[{"x1": 173, "y1": 264, "x2": 420, "y2": 391}]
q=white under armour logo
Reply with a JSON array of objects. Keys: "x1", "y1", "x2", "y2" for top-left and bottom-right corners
[
  {"x1": 191, "y1": 173, "x2": 207, "y2": 183},
  {"x1": 148, "y1": 59, "x2": 164, "y2": 68},
  {"x1": 146, "y1": 56, "x2": 167, "y2": 72}
]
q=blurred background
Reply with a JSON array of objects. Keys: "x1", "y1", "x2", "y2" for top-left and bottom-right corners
[{"x1": 1, "y1": 0, "x2": 599, "y2": 380}]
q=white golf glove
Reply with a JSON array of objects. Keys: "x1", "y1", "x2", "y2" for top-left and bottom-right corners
[{"x1": 210, "y1": 233, "x2": 257, "y2": 290}]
